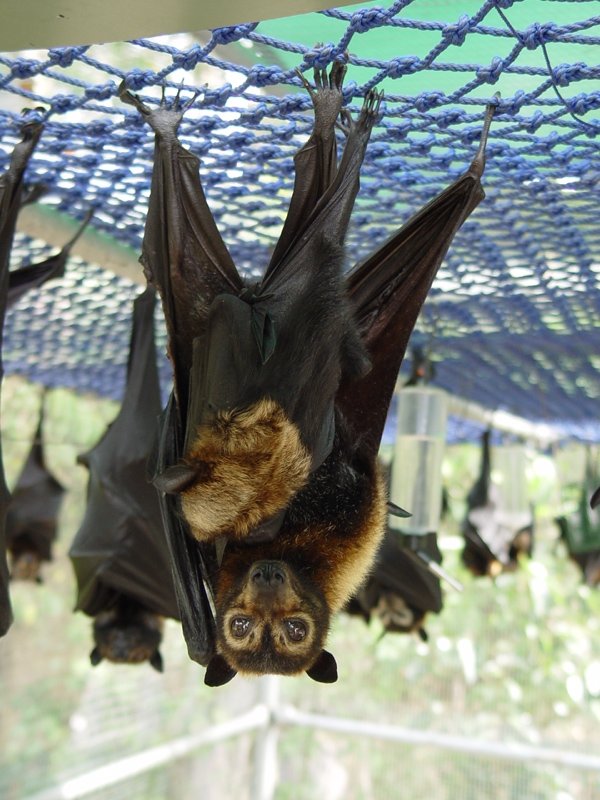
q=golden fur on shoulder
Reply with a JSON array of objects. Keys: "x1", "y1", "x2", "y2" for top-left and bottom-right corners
[
  {"x1": 181, "y1": 398, "x2": 311, "y2": 541},
  {"x1": 306, "y1": 463, "x2": 387, "y2": 613}
]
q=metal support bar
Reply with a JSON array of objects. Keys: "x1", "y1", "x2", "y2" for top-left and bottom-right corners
[
  {"x1": 275, "y1": 705, "x2": 600, "y2": 772},
  {"x1": 251, "y1": 676, "x2": 281, "y2": 800},
  {"x1": 24, "y1": 705, "x2": 269, "y2": 800},
  {"x1": 23, "y1": 699, "x2": 600, "y2": 800},
  {"x1": 446, "y1": 395, "x2": 560, "y2": 447}
]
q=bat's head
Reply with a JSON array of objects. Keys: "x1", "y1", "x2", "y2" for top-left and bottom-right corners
[
  {"x1": 90, "y1": 609, "x2": 164, "y2": 673},
  {"x1": 205, "y1": 559, "x2": 337, "y2": 686},
  {"x1": 10, "y1": 550, "x2": 43, "y2": 583}
]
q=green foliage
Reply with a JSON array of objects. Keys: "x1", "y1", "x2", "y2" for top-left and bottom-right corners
[{"x1": 1, "y1": 377, "x2": 599, "y2": 799}]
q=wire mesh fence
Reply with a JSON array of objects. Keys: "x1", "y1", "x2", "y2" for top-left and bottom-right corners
[{"x1": 1, "y1": 376, "x2": 599, "y2": 800}]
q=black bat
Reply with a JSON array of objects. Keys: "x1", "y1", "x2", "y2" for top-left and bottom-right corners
[
  {"x1": 555, "y1": 455, "x2": 600, "y2": 587},
  {"x1": 462, "y1": 430, "x2": 534, "y2": 577},
  {"x1": 120, "y1": 58, "x2": 494, "y2": 685},
  {"x1": 6, "y1": 404, "x2": 65, "y2": 582},
  {"x1": 0, "y1": 113, "x2": 45, "y2": 636},
  {"x1": 345, "y1": 530, "x2": 442, "y2": 640},
  {"x1": 68, "y1": 288, "x2": 179, "y2": 671}
]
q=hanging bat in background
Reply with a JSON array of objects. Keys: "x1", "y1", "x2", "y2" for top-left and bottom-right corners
[
  {"x1": 555, "y1": 455, "x2": 600, "y2": 587},
  {"x1": 6, "y1": 404, "x2": 65, "y2": 582},
  {"x1": 0, "y1": 112, "x2": 45, "y2": 636},
  {"x1": 462, "y1": 430, "x2": 533, "y2": 577},
  {"x1": 345, "y1": 530, "x2": 442, "y2": 640},
  {"x1": 120, "y1": 57, "x2": 495, "y2": 686},
  {"x1": 69, "y1": 288, "x2": 179, "y2": 671},
  {"x1": 7, "y1": 208, "x2": 92, "y2": 308}
]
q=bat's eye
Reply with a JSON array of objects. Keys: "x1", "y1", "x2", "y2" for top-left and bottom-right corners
[
  {"x1": 230, "y1": 617, "x2": 251, "y2": 638},
  {"x1": 284, "y1": 619, "x2": 307, "y2": 642}
]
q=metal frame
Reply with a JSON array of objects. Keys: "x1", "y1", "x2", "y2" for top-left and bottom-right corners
[{"x1": 25, "y1": 675, "x2": 600, "y2": 800}]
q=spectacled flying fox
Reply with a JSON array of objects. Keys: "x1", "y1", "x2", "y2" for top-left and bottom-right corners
[{"x1": 120, "y1": 56, "x2": 495, "y2": 685}]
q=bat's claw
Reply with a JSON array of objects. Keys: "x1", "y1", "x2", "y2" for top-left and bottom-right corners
[
  {"x1": 118, "y1": 80, "x2": 151, "y2": 116},
  {"x1": 300, "y1": 56, "x2": 348, "y2": 134}
]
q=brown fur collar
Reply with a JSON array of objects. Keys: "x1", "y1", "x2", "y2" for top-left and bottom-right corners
[
  {"x1": 181, "y1": 398, "x2": 311, "y2": 541},
  {"x1": 216, "y1": 461, "x2": 387, "y2": 615}
]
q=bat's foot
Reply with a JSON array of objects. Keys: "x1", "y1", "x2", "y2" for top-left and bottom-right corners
[
  {"x1": 337, "y1": 88, "x2": 383, "y2": 138},
  {"x1": 119, "y1": 80, "x2": 201, "y2": 136},
  {"x1": 297, "y1": 54, "x2": 349, "y2": 135},
  {"x1": 469, "y1": 92, "x2": 499, "y2": 177},
  {"x1": 357, "y1": 88, "x2": 384, "y2": 131}
]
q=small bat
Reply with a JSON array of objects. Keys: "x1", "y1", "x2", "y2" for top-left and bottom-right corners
[
  {"x1": 120, "y1": 58, "x2": 495, "y2": 685},
  {"x1": 6, "y1": 404, "x2": 65, "y2": 582},
  {"x1": 345, "y1": 530, "x2": 442, "y2": 640},
  {"x1": 0, "y1": 113, "x2": 45, "y2": 636},
  {"x1": 555, "y1": 455, "x2": 600, "y2": 587},
  {"x1": 69, "y1": 288, "x2": 179, "y2": 670},
  {"x1": 462, "y1": 430, "x2": 533, "y2": 577}
]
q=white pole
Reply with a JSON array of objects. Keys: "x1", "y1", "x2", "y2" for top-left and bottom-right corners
[
  {"x1": 251, "y1": 676, "x2": 281, "y2": 800},
  {"x1": 24, "y1": 705, "x2": 269, "y2": 800},
  {"x1": 276, "y1": 705, "x2": 600, "y2": 772}
]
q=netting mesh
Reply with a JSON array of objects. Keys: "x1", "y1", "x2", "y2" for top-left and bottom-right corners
[{"x1": 0, "y1": 0, "x2": 599, "y2": 437}]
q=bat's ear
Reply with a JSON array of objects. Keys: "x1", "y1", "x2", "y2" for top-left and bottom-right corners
[
  {"x1": 150, "y1": 650, "x2": 164, "y2": 673},
  {"x1": 154, "y1": 464, "x2": 198, "y2": 494},
  {"x1": 90, "y1": 647, "x2": 103, "y2": 666},
  {"x1": 306, "y1": 650, "x2": 338, "y2": 684},
  {"x1": 204, "y1": 654, "x2": 237, "y2": 687}
]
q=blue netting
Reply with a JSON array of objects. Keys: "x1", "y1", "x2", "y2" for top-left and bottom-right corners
[{"x1": 0, "y1": 0, "x2": 599, "y2": 439}]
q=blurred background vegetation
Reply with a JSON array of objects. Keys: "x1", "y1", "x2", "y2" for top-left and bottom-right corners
[{"x1": 0, "y1": 374, "x2": 599, "y2": 800}]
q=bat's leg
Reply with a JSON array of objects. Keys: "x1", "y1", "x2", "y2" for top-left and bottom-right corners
[{"x1": 469, "y1": 94, "x2": 499, "y2": 177}]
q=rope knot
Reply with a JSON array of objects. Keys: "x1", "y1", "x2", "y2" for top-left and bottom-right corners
[
  {"x1": 11, "y1": 59, "x2": 39, "y2": 79},
  {"x1": 247, "y1": 64, "x2": 283, "y2": 88},
  {"x1": 48, "y1": 47, "x2": 86, "y2": 68},
  {"x1": 442, "y1": 15, "x2": 471, "y2": 47},
  {"x1": 414, "y1": 91, "x2": 445, "y2": 112},
  {"x1": 123, "y1": 69, "x2": 156, "y2": 91},
  {"x1": 522, "y1": 22, "x2": 558, "y2": 50},
  {"x1": 51, "y1": 94, "x2": 80, "y2": 113},
  {"x1": 476, "y1": 57, "x2": 505, "y2": 85},
  {"x1": 387, "y1": 56, "x2": 421, "y2": 78},
  {"x1": 211, "y1": 23, "x2": 258, "y2": 45},
  {"x1": 172, "y1": 46, "x2": 205, "y2": 71},
  {"x1": 350, "y1": 8, "x2": 387, "y2": 34},
  {"x1": 85, "y1": 82, "x2": 116, "y2": 101}
]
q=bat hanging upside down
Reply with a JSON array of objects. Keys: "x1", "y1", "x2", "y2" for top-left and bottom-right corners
[{"x1": 120, "y1": 57, "x2": 495, "y2": 685}]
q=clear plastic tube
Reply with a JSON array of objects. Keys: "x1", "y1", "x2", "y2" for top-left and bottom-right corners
[{"x1": 390, "y1": 387, "x2": 447, "y2": 535}]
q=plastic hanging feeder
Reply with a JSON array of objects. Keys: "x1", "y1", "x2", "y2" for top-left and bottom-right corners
[
  {"x1": 390, "y1": 387, "x2": 448, "y2": 536},
  {"x1": 490, "y1": 444, "x2": 532, "y2": 533}
]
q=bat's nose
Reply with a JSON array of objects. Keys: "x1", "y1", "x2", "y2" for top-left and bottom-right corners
[{"x1": 250, "y1": 560, "x2": 286, "y2": 587}]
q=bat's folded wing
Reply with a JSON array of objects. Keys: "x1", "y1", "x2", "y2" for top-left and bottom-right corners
[
  {"x1": 339, "y1": 106, "x2": 493, "y2": 459},
  {"x1": 0, "y1": 117, "x2": 45, "y2": 636},
  {"x1": 149, "y1": 394, "x2": 217, "y2": 665}
]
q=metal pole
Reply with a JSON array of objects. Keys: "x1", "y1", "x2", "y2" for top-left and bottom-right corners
[
  {"x1": 275, "y1": 705, "x2": 600, "y2": 772},
  {"x1": 24, "y1": 705, "x2": 269, "y2": 800},
  {"x1": 250, "y1": 676, "x2": 281, "y2": 800}
]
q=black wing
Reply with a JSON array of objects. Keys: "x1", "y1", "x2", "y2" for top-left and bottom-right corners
[
  {"x1": 69, "y1": 288, "x2": 179, "y2": 620},
  {"x1": 0, "y1": 115, "x2": 44, "y2": 636},
  {"x1": 6, "y1": 405, "x2": 65, "y2": 577},
  {"x1": 337, "y1": 103, "x2": 496, "y2": 460},
  {"x1": 7, "y1": 210, "x2": 92, "y2": 308}
]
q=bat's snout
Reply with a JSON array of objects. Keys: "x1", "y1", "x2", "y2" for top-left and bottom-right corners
[{"x1": 250, "y1": 560, "x2": 287, "y2": 589}]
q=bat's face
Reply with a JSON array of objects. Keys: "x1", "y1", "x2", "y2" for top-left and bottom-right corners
[
  {"x1": 10, "y1": 550, "x2": 42, "y2": 582},
  {"x1": 90, "y1": 610, "x2": 164, "y2": 672},
  {"x1": 206, "y1": 559, "x2": 337, "y2": 686}
]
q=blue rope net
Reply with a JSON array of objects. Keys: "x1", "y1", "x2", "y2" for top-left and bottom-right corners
[{"x1": 0, "y1": 0, "x2": 598, "y2": 440}]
